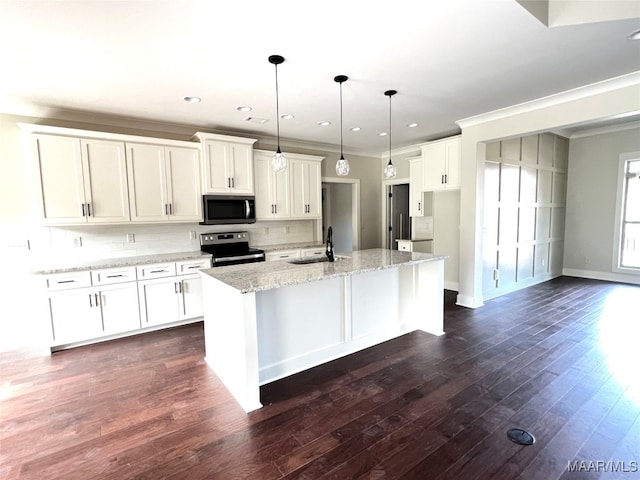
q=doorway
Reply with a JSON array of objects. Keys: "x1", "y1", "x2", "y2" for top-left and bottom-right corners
[
  {"x1": 385, "y1": 183, "x2": 410, "y2": 250},
  {"x1": 321, "y1": 177, "x2": 360, "y2": 253}
]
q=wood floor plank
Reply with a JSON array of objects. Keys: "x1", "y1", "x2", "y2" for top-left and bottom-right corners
[{"x1": 2, "y1": 277, "x2": 639, "y2": 479}]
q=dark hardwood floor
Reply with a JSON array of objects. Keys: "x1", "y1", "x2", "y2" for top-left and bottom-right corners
[{"x1": 2, "y1": 276, "x2": 639, "y2": 479}]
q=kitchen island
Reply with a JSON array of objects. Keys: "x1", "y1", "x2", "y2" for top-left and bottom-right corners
[{"x1": 200, "y1": 248, "x2": 447, "y2": 412}]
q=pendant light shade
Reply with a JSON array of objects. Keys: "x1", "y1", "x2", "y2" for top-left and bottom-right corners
[
  {"x1": 334, "y1": 75, "x2": 350, "y2": 176},
  {"x1": 269, "y1": 55, "x2": 287, "y2": 172},
  {"x1": 384, "y1": 89, "x2": 397, "y2": 179}
]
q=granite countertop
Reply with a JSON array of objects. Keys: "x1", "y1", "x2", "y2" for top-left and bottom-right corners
[
  {"x1": 260, "y1": 242, "x2": 325, "y2": 252},
  {"x1": 201, "y1": 248, "x2": 447, "y2": 294},
  {"x1": 33, "y1": 251, "x2": 212, "y2": 275}
]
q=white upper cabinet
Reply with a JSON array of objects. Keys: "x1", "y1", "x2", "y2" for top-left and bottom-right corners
[
  {"x1": 409, "y1": 157, "x2": 424, "y2": 217},
  {"x1": 422, "y1": 136, "x2": 461, "y2": 191},
  {"x1": 254, "y1": 150, "x2": 291, "y2": 219},
  {"x1": 127, "y1": 143, "x2": 201, "y2": 223},
  {"x1": 30, "y1": 133, "x2": 129, "y2": 224},
  {"x1": 192, "y1": 132, "x2": 257, "y2": 195},
  {"x1": 22, "y1": 124, "x2": 203, "y2": 225},
  {"x1": 290, "y1": 157, "x2": 322, "y2": 219}
]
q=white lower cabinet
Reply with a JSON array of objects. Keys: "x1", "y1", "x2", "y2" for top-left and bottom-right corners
[
  {"x1": 48, "y1": 288, "x2": 104, "y2": 345},
  {"x1": 100, "y1": 283, "x2": 141, "y2": 335},
  {"x1": 43, "y1": 257, "x2": 210, "y2": 350},
  {"x1": 265, "y1": 249, "x2": 300, "y2": 261},
  {"x1": 47, "y1": 281, "x2": 140, "y2": 346},
  {"x1": 137, "y1": 259, "x2": 209, "y2": 327},
  {"x1": 265, "y1": 246, "x2": 326, "y2": 261}
]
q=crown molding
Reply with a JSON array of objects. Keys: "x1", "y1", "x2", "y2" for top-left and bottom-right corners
[
  {"x1": 569, "y1": 119, "x2": 640, "y2": 139},
  {"x1": 455, "y1": 71, "x2": 640, "y2": 129}
]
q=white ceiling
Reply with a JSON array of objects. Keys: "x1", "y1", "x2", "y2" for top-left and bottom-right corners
[{"x1": 1, "y1": 0, "x2": 639, "y2": 155}]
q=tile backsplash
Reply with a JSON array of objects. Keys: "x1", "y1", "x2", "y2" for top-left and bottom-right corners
[{"x1": 1, "y1": 220, "x2": 319, "y2": 266}]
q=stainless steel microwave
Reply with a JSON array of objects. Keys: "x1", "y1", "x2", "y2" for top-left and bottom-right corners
[{"x1": 200, "y1": 195, "x2": 256, "y2": 225}]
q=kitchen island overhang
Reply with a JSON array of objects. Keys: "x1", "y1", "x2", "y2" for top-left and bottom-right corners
[{"x1": 200, "y1": 248, "x2": 447, "y2": 412}]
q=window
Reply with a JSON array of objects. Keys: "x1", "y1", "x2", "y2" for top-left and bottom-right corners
[{"x1": 613, "y1": 153, "x2": 640, "y2": 273}]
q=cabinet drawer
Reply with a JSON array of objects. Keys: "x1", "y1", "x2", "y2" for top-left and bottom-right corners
[
  {"x1": 136, "y1": 263, "x2": 176, "y2": 279},
  {"x1": 45, "y1": 270, "x2": 92, "y2": 291},
  {"x1": 92, "y1": 266, "x2": 137, "y2": 285},
  {"x1": 176, "y1": 258, "x2": 211, "y2": 274},
  {"x1": 300, "y1": 248, "x2": 325, "y2": 258},
  {"x1": 265, "y1": 250, "x2": 300, "y2": 261}
]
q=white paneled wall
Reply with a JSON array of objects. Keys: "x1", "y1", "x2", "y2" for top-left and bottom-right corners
[{"x1": 483, "y1": 133, "x2": 568, "y2": 299}]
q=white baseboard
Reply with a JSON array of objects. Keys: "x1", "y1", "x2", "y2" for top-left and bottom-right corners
[
  {"x1": 562, "y1": 268, "x2": 640, "y2": 285},
  {"x1": 456, "y1": 293, "x2": 484, "y2": 309}
]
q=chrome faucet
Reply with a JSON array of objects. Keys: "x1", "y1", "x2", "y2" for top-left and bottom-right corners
[{"x1": 326, "y1": 226, "x2": 335, "y2": 262}]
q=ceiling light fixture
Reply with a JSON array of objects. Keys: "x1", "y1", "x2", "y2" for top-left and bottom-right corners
[
  {"x1": 379, "y1": 132, "x2": 387, "y2": 136},
  {"x1": 236, "y1": 106, "x2": 252, "y2": 112},
  {"x1": 384, "y1": 89, "x2": 397, "y2": 179},
  {"x1": 407, "y1": 123, "x2": 418, "y2": 128},
  {"x1": 318, "y1": 121, "x2": 331, "y2": 126},
  {"x1": 350, "y1": 127, "x2": 361, "y2": 132},
  {"x1": 184, "y1": 96, "x2": 201, "y2": 103},
  {"x1": 269, "y1": 54, "x2": 287, "y2": 172},
  {"x1": 280, "y1": 114, "x2": 294, "y2": 120},
  {"x1": 334, "y1": 75, "x2": 350, "y2": 176},
  {"x1": 628, "y1": 29, "x2": 640, "y2": 40}
]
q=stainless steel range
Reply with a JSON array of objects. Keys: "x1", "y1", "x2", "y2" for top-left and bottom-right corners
[{"x1": 200, "y1": 231, "x2": 265, "y2": 267}]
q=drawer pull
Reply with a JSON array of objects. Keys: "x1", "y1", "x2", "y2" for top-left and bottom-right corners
[
  {"x1": 106, "y1": 274, "x2": 124, "y2": 278},
  {"x1": 187, "y1": 266, "x2": 200, "y2": 269},
  {"x1": 57, "y1": 280, "x2": 76, "y2": 284},
  {"x1": 150, "y1": 269, "x2": 167, "y2": 273}
]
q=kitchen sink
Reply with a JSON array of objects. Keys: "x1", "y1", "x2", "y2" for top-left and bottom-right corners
[{"x1": 287, "y1": 255, "x2": 347, "y2": 265}]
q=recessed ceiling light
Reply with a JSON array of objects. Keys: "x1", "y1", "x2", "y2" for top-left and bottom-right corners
[
  {"x1": 244, "y1": 116, "x2": 269, "y2": 124},
  {"x1": 318, "y1": 121, "x2": 331, "y2": 126},
  {"x1": 407, "y1": 123, "x2": 418, "y2": 128},
  {"x1": 379, "y1": 132, "x2": 388, "y2": 136},
  {"x1": 628, "y1": 29, "x2": 640, "y2": 40},
  {"x1": 350, "y1": 127, "x2": 361, "y2": 132},
  {"x1": 236, "y1": 106, "x2": 252, "y2": 112},
  {"x1": 184, "y1": 96, "x2": 201, "y2": 103},
  {"x1": 280, "y1": 114, "x2": 294, "y2": 120}
]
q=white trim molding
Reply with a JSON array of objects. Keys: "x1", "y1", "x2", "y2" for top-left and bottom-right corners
[
  {"x1": 563, "y1": 268, "x2": 640, "y2": 286},
  {"x1": 456, "y1": 71, "x2": 640, "y2": 129}
]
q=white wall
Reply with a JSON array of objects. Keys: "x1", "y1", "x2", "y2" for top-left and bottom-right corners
[
  {"x1": 456, "y1": 73, "x2": 640, "y2": 308},
  {"x1": 326, "y1": 183, "x2": 353, "y2": 253},
  {"x1": 564, "y1": 126, "x2": 640, "y2": 283}
]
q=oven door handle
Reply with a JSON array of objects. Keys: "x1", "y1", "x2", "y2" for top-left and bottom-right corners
[{"x1": 213, "y1": 253, "x2": 264, "y2": 265}]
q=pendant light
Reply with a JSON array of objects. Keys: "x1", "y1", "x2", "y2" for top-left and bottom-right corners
[
  {"x1": 334, "y1": 75, "x2": 350, "y2": 176},
  {"x1": 269, "y1": 55, "x2": 287, "y2": 172},
  {"x1": 384, "y1": 89, "x2": 397, "y2": 179}
]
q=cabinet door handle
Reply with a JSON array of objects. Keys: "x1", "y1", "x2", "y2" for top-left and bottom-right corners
[
  {"x1": 227, "y1": 178, "x2": 231, "y2": 188},
  {"x1": 87, "y1": 203, "x2": 92, "y2": 217},
  {"x1": 106, "y1": 274, "x2": 124, "y2": 278},
  {"x1": 444, "y1": 174, "x2": 448, "y2": 184},
  {"x1": 418, "y1": 202, "x2": 421, "y2": 212},
  {"x1": 187, "y1": 265, "x2": 200, "y2": 269},
  {"x1": 231, "y1": 177, "x2": 235, "y2": 188},
  {"x1": 179, "y1": 281, "x2": 183, "y2": 294},
  {"x1": 81, "y1": 203, "x2": 86, "y2": 217},
  {"x1": 150, "y1": 269, "x2": 167, "y2": 273},
  {"x1": 271, "y1": 204, "x2": 274, "y2": 214},
  {"x1": 89, "y1": 294, "x2": 93, "y2": 307},
  {"x1": 94, "y1": 293, "x2": 99, "y2": 306},
  {"x1": 58, "y1": 280, "x2": 75, "y2": 284},
  {"x1": 169, "y1": 203, "x2": 173, "y2": 215},
  {"x1": 165, "y1": 204, "x2": 168, "y2": 215}
]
